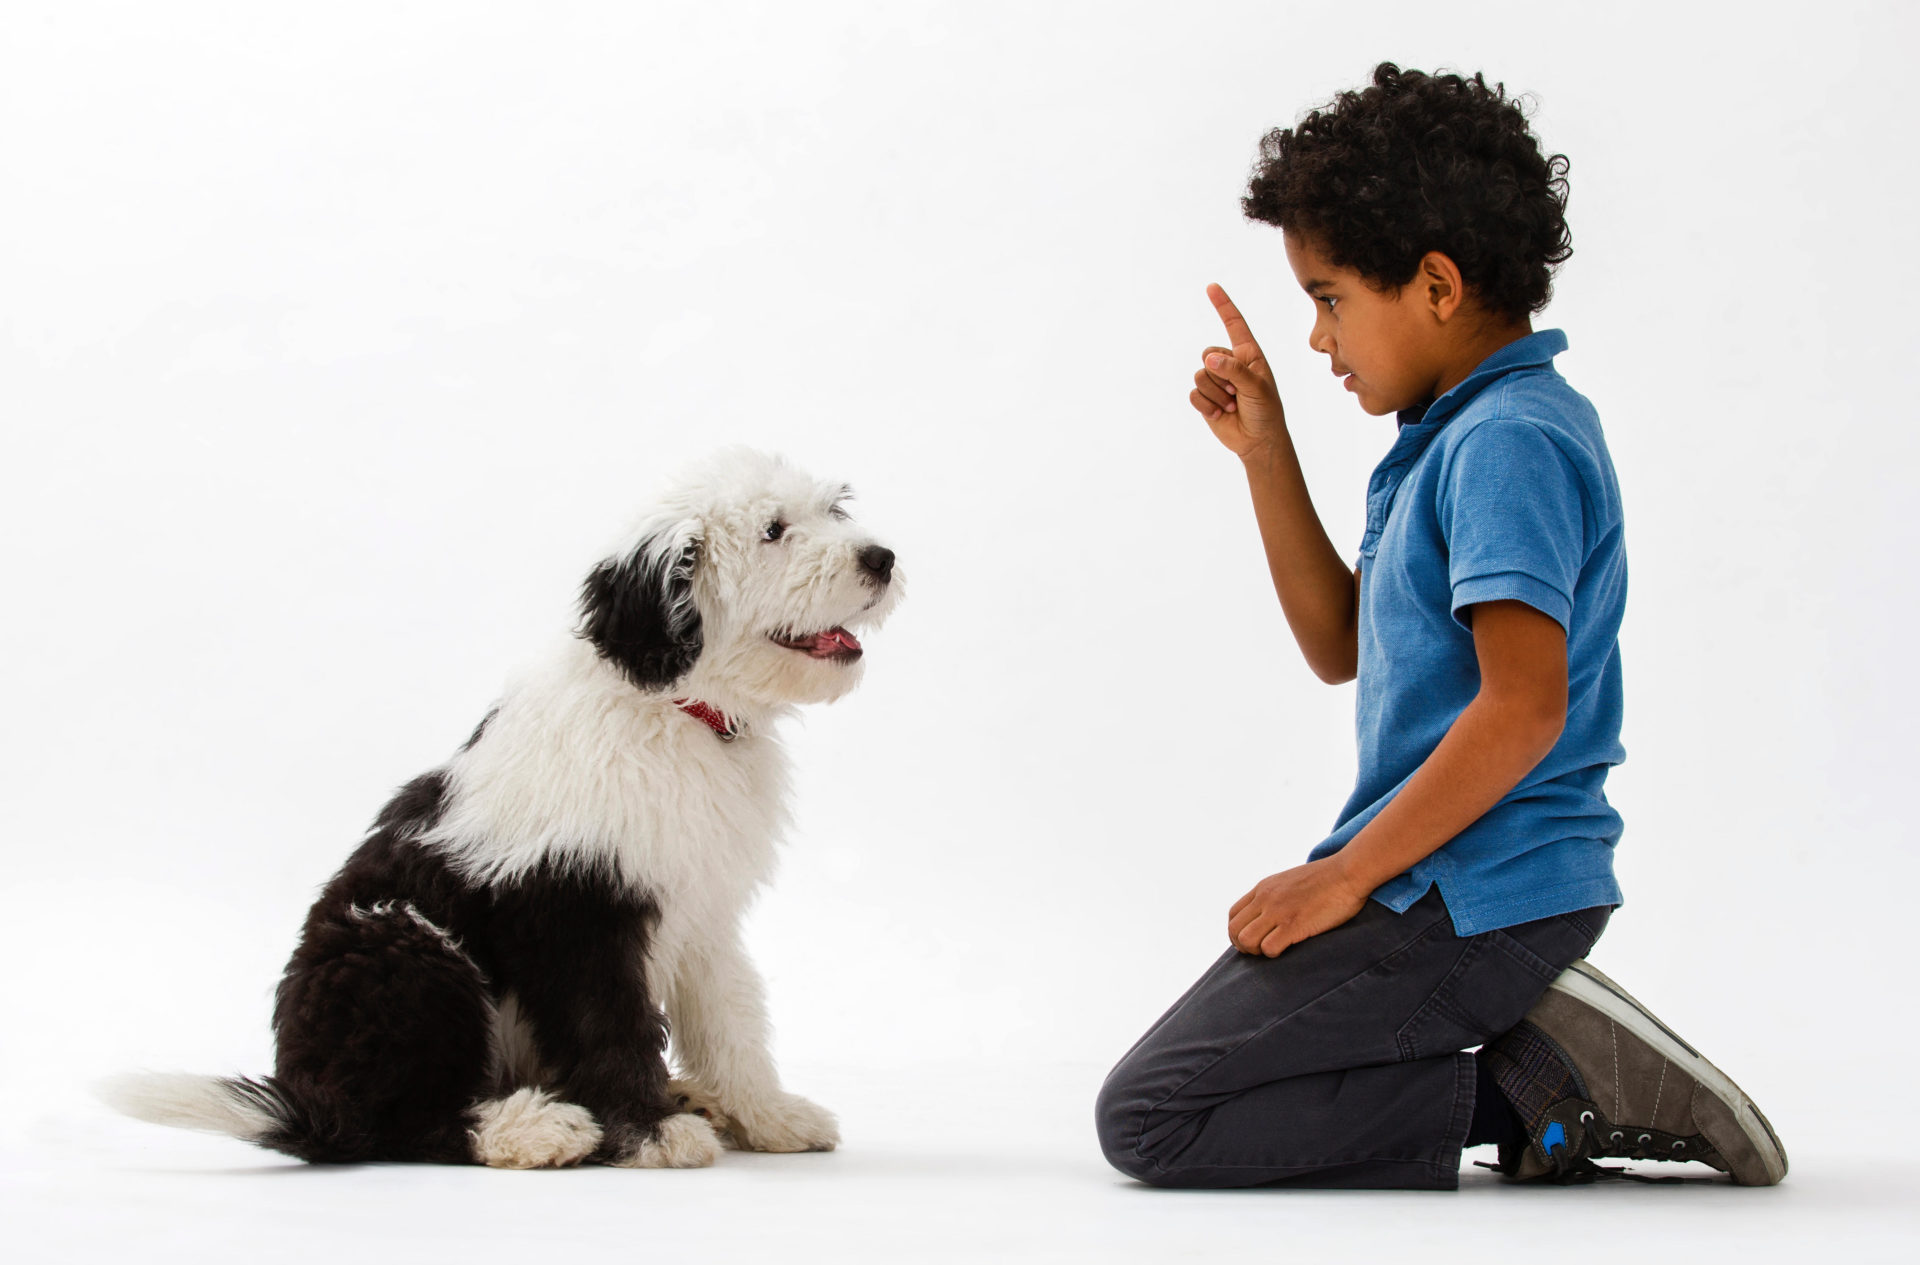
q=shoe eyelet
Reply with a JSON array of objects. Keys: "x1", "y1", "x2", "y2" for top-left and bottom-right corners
[
  {"x1": 1579, "y1": 1111, "x2": 1594, "y2": 1125},
  {"x1": 1609, "y1": 1131, "x2": 1623, "y2": 1144},
  {"x1": 1637, "y1": 1134, "x2": 1651, "y2": 1145},
  {"x1": 1671, "y1": 1140, "x2": 1686, "y2": 1152}
]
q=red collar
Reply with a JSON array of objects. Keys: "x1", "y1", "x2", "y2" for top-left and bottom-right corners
[{"x1": 674, "y1": 699, "x2": 739, "y2": 742}]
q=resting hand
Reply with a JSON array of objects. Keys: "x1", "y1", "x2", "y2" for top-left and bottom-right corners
[
  {"x1": 1227, "y1": 858, "x2": 1369, "y2": 958},
  {"x1": 1191, "y1": 283, "x2": 1286, "y2": 459}
]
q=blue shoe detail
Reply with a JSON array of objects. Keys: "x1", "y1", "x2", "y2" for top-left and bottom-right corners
[{"x1": 1542, "y1": 1122, "x2": 1567, "y2": 1155}]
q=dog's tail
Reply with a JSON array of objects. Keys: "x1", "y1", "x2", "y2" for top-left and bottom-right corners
[{"x1": 96, "y1": 1072, "x2": 341, "y2": 1159}]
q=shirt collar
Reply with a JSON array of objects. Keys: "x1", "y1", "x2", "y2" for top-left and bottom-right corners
[{"x1": 1395, "y1": 328, "x2": 1569, "y2": 429}]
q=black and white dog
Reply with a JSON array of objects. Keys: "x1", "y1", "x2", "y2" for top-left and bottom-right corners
[{"x1": 104, "y1": 449, "x2": 901, "y2": 1168}]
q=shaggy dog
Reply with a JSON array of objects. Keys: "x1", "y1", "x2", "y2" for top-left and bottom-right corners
[{"x1": 103, "y1": 449, "x2": 901, "y2": 1168}]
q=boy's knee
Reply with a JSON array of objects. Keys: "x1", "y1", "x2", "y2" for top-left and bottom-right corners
[{"x1": 1093, "y1": 1068, "x2": 1166, "y2": 1185}]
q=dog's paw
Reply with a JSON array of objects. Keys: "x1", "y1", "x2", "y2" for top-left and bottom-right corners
[
  {"x1": 608, "y1": 1112, "x2": 722, "y2": 1169},
  {"x1": 729, "y1": 1093, "x2": 839, "y2": 1153},
  {"x1": 468, "y1": 1088, "x2": 602, "y2": 1169},
  {"x1": 667, "y1": 1078, "x2": 737, "y2": 1146}
]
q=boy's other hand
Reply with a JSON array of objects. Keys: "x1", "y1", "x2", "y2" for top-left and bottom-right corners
[
  {"x1": 1192, "y1": 283, "x2": 1285, "y2": 459},
  {"x1": 1227, "y1": 857, "x2": 1369, "y2": 957}
]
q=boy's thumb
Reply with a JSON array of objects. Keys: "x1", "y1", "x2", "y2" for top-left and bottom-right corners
[{"x1": 1206, "y1": 353, "x2": 1262, "y2": 395}]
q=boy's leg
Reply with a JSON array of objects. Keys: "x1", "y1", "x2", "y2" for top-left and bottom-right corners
[{"x1": 1094, "y1": 888, "x2": 1606, "y2": 1190}]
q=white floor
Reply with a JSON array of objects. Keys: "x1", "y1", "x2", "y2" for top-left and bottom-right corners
[{"x1": 6, "y1": 1062, "x2": 1914, "y2": 1265}]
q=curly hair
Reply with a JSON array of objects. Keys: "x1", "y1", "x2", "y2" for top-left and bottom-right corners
[{"x1": 1243, "y1": 62, "x2": 1572, "y2": 321}]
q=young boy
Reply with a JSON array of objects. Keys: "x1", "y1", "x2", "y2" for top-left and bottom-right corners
[{"x1": 1094, "y1": 63, "x2": 1786, "y2": 1189}]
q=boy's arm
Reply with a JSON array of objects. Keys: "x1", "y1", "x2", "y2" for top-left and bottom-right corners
[
  {"x1": 1192, "y1": 286, "x2": 1359, "y2": 684},
  {"x1": 1225, "y1": 599, "x2": 1568, "y2": 957}
]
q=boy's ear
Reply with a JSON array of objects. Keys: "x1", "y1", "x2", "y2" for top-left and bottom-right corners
[{"x1": 1417, "y1": 250, "x2": 1466, "y2": 323}]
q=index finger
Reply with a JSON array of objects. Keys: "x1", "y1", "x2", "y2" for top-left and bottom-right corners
[{"x1": 1207, "y1": 283, "x2": 1262, "y2": 357}]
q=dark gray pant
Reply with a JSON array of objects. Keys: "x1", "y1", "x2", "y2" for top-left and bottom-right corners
[{"x1": 1095, "y1": 888, "x2": 1609, "y2": 1189}]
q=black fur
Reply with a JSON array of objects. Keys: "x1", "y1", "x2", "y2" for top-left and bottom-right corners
[
  {"x1": 240, "y1": 767, "x2": 676, "y2": 1164},
  {"x1": 460, "y1": 707, "x2": 498, "y2": 751},
  {"x1": 576, "y1": 537, "x2": 703, "y2": 690}
]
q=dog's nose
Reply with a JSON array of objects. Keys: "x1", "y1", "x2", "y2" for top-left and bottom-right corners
[{"x1": 859, "y1": 545, "x2": 895, "y2": 584}]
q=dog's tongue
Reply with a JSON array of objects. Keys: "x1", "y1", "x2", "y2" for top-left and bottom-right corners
[{"x1": 806, "y1": 627, "x2": 861, "y2": 657}]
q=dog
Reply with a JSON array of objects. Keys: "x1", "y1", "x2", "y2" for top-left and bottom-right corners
[{"x1": 102, "y1": 448, "x2": 901, "y2": 1168}]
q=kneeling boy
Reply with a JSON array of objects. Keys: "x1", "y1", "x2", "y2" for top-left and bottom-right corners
[{"x1": 1095, "y1": 63, "x2": 1785, "y2": 1189}]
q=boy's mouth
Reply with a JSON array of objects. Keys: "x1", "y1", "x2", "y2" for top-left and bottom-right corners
[{"x1": 770, "y1": 627, "x2": 863, "y2": 662}]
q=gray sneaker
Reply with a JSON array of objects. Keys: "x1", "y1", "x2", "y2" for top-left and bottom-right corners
[{"x1": 1483, "y1": 960, "x2": 1788, "y2": 1186}]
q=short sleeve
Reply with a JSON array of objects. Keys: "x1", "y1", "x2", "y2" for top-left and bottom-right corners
[{"x1": 1438, "y1": 420, "x2": 1589, "y2": 635}]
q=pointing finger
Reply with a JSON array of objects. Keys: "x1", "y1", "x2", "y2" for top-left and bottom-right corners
[{"x1": 1207, "y1": 284, "x2": 1264, "y2": 359}]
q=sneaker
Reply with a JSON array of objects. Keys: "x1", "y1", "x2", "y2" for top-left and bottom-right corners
[{"x1": 1483, "y1": 960, "x2": 1788, "y2": 1185}]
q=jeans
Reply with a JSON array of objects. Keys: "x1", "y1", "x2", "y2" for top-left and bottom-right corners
[{"x1": 1095, "y1": 887, "x2": 1609, "y2": 1189}]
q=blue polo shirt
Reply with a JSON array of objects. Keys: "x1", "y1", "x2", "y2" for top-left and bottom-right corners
[{"x1": 1305, "y1": 329, "x2": 1627, "y2": 935}]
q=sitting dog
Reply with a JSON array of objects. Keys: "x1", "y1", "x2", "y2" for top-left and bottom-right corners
[{"x1": 103, "y1": 449, "x2": 901, "y2": 1168}]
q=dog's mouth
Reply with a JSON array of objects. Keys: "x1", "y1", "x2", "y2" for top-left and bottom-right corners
[{"x1": 770, "y1": 626, "x2": 863, "y2": 662}]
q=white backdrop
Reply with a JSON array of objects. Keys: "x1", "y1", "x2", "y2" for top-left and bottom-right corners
[{"x1": 4, "y1": 1, "x2": 1917, "y2": 1258}]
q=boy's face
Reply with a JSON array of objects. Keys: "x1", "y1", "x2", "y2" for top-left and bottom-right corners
[{"x1": 1282, "y1": 230, "x2": 1450, "y2": 417}]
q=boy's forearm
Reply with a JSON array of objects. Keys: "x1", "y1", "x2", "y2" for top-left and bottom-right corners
[
  {"x1": 1242, "y1": 438, "x2": 1358, "y2": 683},
  {"x1": 1327, "y1": 691, "x2": 1563, "y2": 893}
]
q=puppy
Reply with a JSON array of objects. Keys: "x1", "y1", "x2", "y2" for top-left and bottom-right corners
[{"x1": 103, "y1": 449, "x2": 901, "y2": 1168}]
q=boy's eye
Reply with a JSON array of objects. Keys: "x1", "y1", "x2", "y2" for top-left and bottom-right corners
[
  {"x1": 1320, "y1": 296, "x2": 1339, "y2": 311},
  {"x1": 763, "y1": 521, "x2": 786, "y2": 542}
]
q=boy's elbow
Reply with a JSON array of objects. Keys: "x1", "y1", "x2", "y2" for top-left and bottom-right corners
[
  {"x1": 1531, "y1": 684, "x2": 1569, "y2": 745},
  {"x1": 1309, "y1": 644, "x2": 1358, "y2": 685},
  {"x1": 1310, "y1": 621, "x2": 1359, "y2": 684},
  {"x1": 1509, "y1": 696, "x2": 1566, "y2": 754},
  {"x1": 1313, "y1": 661, "x2": 1357, "y2": 686},
  {"x1": 1473, "y1": 685, "x2": 1565, "y2": 756}
]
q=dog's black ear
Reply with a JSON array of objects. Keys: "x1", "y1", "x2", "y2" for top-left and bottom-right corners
[{"x1": 577, "y1": 529, "x2": 703, "y2": 690}]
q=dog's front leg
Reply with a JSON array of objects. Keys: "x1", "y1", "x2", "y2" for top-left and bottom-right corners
[
  {"x1": 499, "y1": 907, "x2": 720, "y2": 1169},
  {"x1": 668, "y1": 933, "x2": 839, "y2": 1153}
]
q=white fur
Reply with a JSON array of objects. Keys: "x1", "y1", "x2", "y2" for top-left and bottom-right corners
[
  {"x1": 486, "y1": 993, "x2": 551, "y2": 1090},
  {"x1": 608, "y1": 1112, "x2": 722, "y2": 1169},
  {"x1": 349, "y1": 900, "x2": 469, "y2": 958},
  {"x1": 95, "y1": 1073, "x2": 278, "y2": 1141},
  {"x1": 468, "y1": 1088, "x2": 602, "y2": 1169}
]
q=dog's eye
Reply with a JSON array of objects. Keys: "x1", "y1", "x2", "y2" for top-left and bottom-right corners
[
  {"x1": 763, "y1": 521, "x2": 786, "y2": 542},
  {"x1": 828, "y1": 504, "x2": 850, "y2": 521}
]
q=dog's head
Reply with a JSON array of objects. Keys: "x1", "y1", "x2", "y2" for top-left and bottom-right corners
[{"x1": 577, "y1": 449, "x2": 903, "y2": 708}]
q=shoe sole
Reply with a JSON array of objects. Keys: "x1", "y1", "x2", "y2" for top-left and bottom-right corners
[{"x1": 1550, "y1": 960, "x2": 1788, "y2": 1186}]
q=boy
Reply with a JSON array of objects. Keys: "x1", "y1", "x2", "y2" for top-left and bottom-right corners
[{"x1": 1094, "y1": 63, "x2": 1786, "y2": 1189}]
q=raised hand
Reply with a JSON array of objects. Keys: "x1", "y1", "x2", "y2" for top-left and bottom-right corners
[{"x1": 1190, "y1": 284, "x2": 1286, "y2": 458}]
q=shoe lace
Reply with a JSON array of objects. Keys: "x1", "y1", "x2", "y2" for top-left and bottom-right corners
[
  {"x1": 1487, "y1": 1104, "x2": 1707, "y2": 1184},
  {"x1": 1576, "y1": 1108, "x2": 1704, "y2": 1165},
  {"x1": 1570, "y1": 1107, "x2": 1706, "y2": 1182}
]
